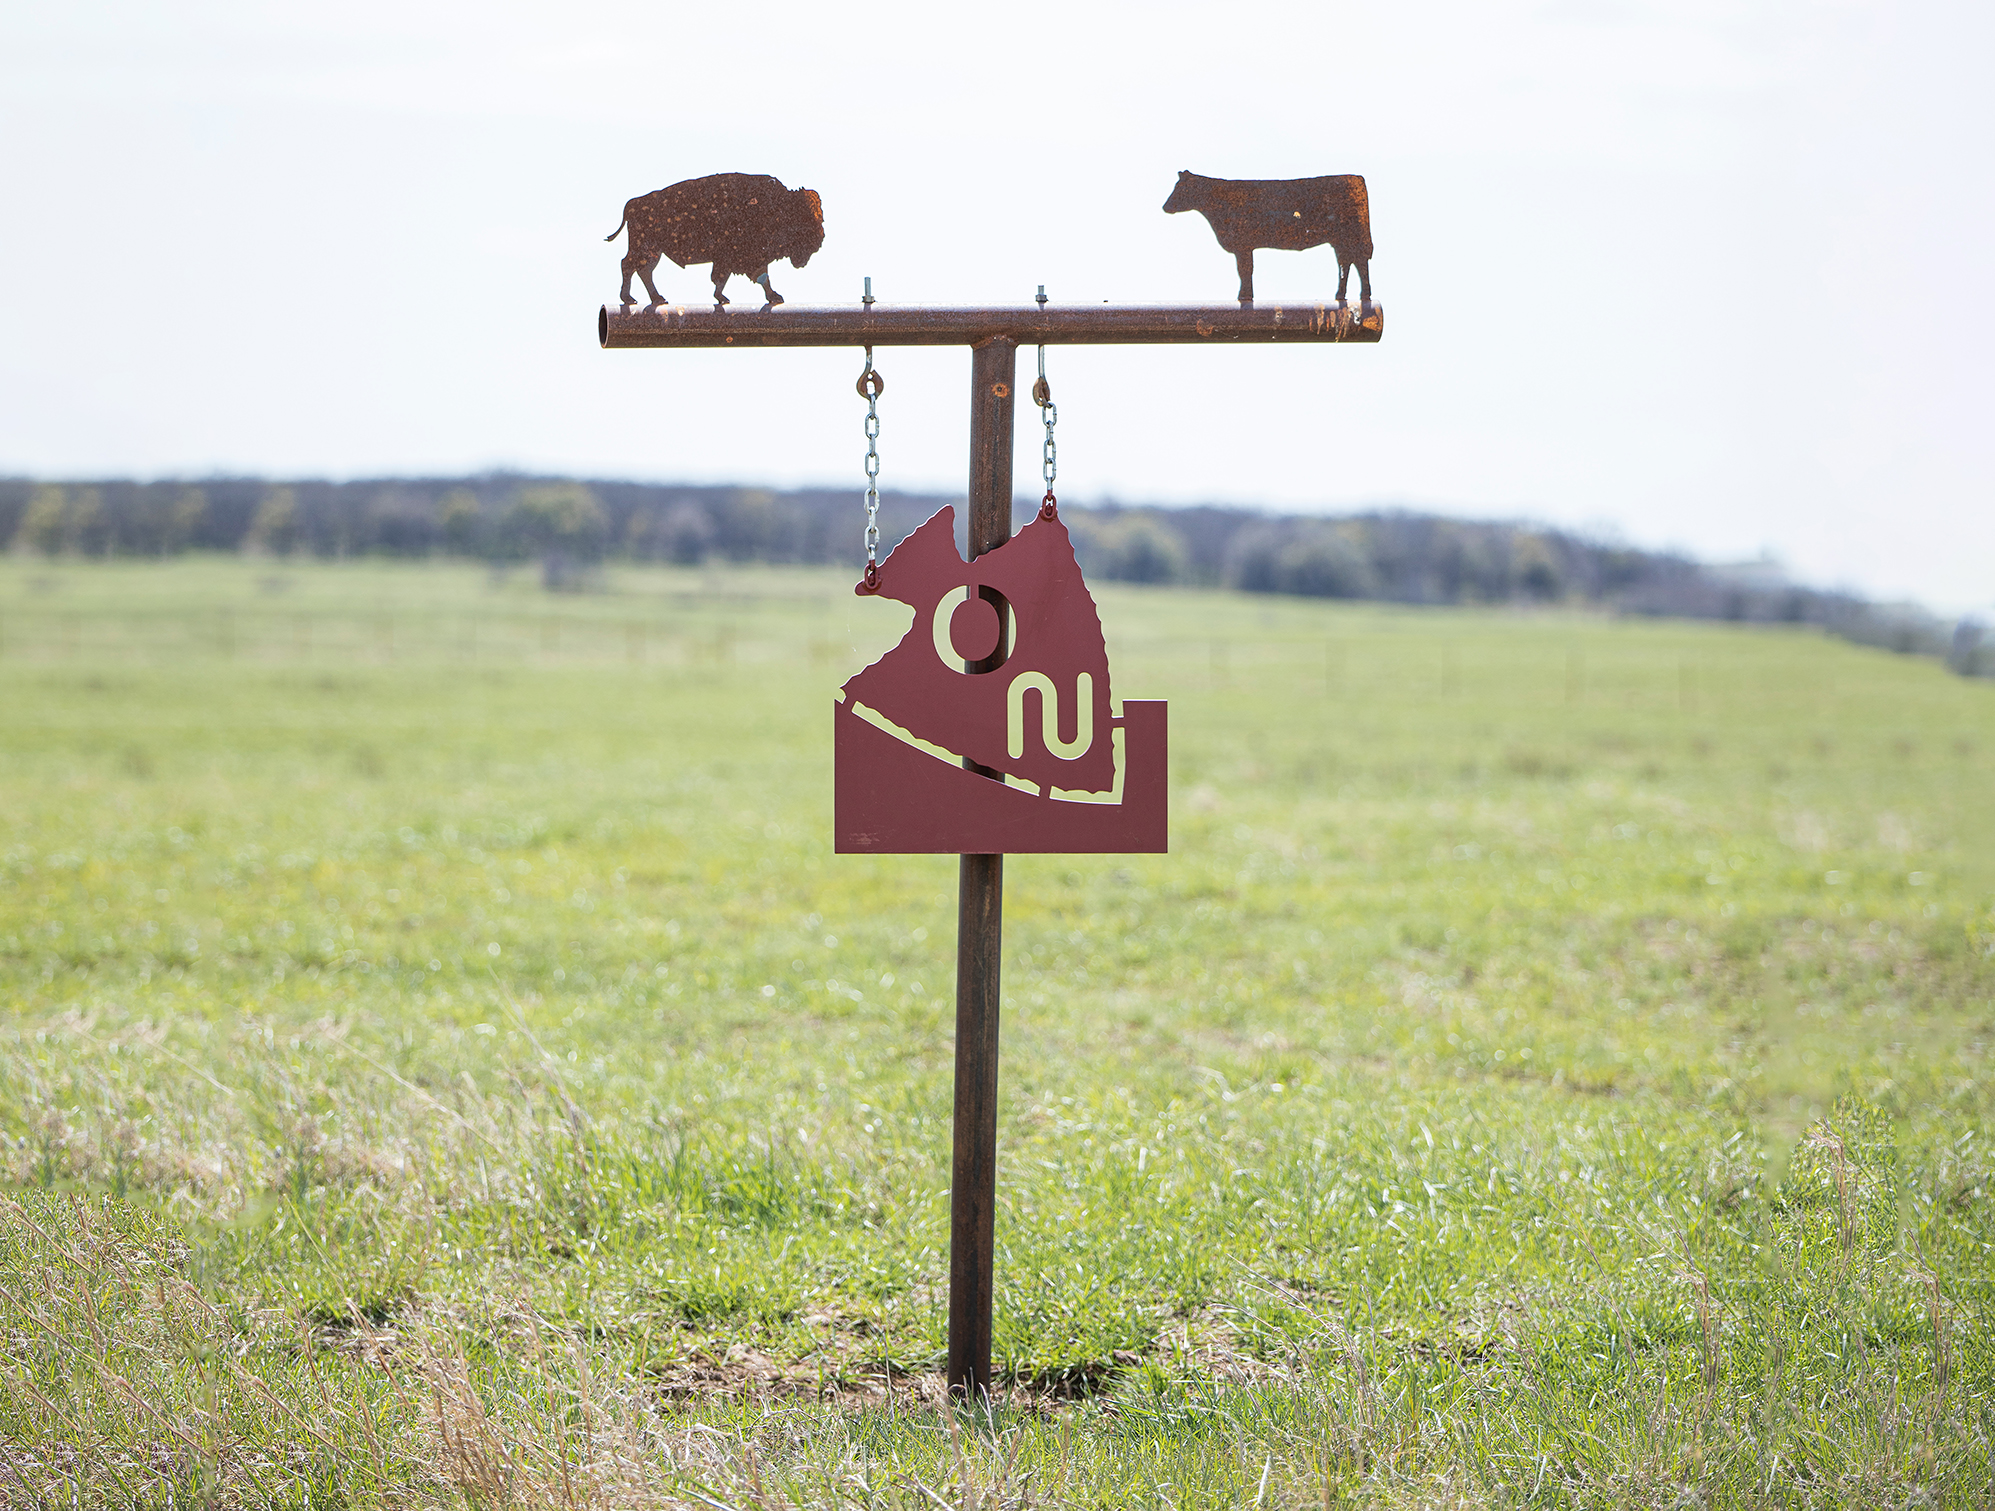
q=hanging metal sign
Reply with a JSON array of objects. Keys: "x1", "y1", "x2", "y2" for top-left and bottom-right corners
[
  {"x1": 835, "y1": 500, "x2": 1168, "y2": 854},
  {"x1": 839, "y1": 320, "x2": 1164, "y2": 853}
]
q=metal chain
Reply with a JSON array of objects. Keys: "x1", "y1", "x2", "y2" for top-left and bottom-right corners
[
  {"x1": 1033, "y1": 337, "x2": 1057, "y2": 519},
  {"x1": 856, "y1": 340, "x2": 884, "y2": 587}
]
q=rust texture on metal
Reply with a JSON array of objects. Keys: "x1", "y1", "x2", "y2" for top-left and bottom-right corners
[
  {"x1": 948, "y1": 336, "x2": 1015, "y2": 1402},
  {"x1": 833, "y1": 503, "x2": 1168, "y2": 853},
  {"x1": 607, "y1": 172, "x2": 824, "y2": 310},
  {"x1": 600, "y1": 300, "x2": 1382, "y2": 348},
  {"x1": 951, "y1": 848, "x2": 1002, "y2": 1400},
  {"x1": 1162, "y1": 171, "x2": 1374, "y2": 306},
  {"x1": 836, "y1": 697, "x2": 1167, "y2": 855}
]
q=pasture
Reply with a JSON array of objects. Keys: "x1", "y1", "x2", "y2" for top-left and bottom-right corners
[{"x1": 1, "y1": 555, "x2": 1990, "y2": 1508}]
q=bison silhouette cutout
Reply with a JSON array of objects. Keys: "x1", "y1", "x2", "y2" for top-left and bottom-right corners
[
  {"x1": 608, "y1": 172, "x2": 824, "y2": 309},
  {"x1": 1163, "y1": 170, "x2": 1373, "y2": 306},
  {"x1": 836, "y1": 507, "x2": 1167, "y2": 855}
]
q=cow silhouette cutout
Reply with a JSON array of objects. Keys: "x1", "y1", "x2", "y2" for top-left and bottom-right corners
[
  {"x1": 608, "y1": 172, "x2": 824, "y2": 310},
  {"x1": 835, "y1": 507, "x2": 1167, "y2": 855},
  {"x1": 1163, "y1": 170, "x2": 1373, "y2": 306}
]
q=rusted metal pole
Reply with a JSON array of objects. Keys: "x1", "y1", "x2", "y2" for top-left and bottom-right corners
[
  {"x1": 601, "y1": 301, "x2": 1382, "y2": 349},
  {"x1": 948, "y1": 336, "x2": 1016, "y2": 1401}
]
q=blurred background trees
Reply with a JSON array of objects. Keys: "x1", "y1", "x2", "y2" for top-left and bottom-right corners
[
  {"x1": 245, "y1": 488, "x2": 301, "y2": 555},
  {"x1": 500, "y1": 483, "x2": 608, "y2": 588},
  {"x1": 0, "y1": 472, "x2": 1982, "y2": 674}
]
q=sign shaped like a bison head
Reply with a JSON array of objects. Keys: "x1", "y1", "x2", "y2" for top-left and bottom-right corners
[{"x1": 609, "y1": 172, "x2": 824, "y2": 309}]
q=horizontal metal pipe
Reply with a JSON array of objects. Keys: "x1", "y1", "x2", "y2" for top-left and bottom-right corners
[{"x1": 599, "y1": 300, "x2": 1383, "y2": 349}]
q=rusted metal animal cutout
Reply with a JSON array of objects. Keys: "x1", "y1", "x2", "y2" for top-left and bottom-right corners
[
  {"x1": 1163, "y1": 171, "x2": 1373, "y2": 306},
  {"x1": 608, "y1": 172, "x2": 824, "y2": 310},
  {"x1": 836, "y1": 507, "x2": 1167, "y2": 855}
]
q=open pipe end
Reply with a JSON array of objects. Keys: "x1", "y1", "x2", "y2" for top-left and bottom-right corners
[{"x1": 598, "y1": 305, "x2": 610, "y2": 348}]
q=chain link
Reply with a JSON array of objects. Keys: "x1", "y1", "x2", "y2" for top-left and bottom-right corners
[
  {"x1": 1033, "y1": 340, "x2": 1058, "y2": 518},
  {"x1": 856, "y1": 341, "x2": 884, "y2": 587}
]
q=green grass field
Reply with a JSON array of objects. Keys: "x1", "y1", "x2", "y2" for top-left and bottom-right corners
[{"x1": 2, "y1": 555, "x2": 1990, "y2": 1508}]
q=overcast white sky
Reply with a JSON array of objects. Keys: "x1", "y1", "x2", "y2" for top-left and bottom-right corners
[{"x1": 2, "y1": 1, "x2": 1989, "y2": 610}]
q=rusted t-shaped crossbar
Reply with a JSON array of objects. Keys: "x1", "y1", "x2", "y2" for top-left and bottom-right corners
[
  {"x1": 601, "y1": 300, "x2": 1383, "y2": 350},
  {"x1": 600, "y1": 297, "x2": 1384, "y2": 1400}
]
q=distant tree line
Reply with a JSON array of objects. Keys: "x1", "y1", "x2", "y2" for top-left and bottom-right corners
[{"x1": 1, "y1": 474, "x2": 1984, "y2": 676}]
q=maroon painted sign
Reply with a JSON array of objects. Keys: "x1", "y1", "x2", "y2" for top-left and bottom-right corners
[{"x1": 835, "y1": 507, "x2": 1167, "y2": 854}]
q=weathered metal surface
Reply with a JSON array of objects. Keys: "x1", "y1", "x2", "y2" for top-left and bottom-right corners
[
  {"x1": 952, "y1": 339, "x2": 1011, "y2": 1402},
  {"x1": 951, "y1": 846, "x2": 1002, "y2": 1401},
  {"x1": 606, "y1": 172, "x2": 824, "y2": 309},
  {"x1": 836, "y1": 698, "x2": 1168, "y2": 855},
  {"x1": 600, "y1": 300, "x2": 1383, "y2": 348},
  {"x1": 1162, "y1": 171, "x2": 1374, "y2": 305},
  {"x1": 834, "y1": 505, "x2": 1169, "y2": 851}
]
